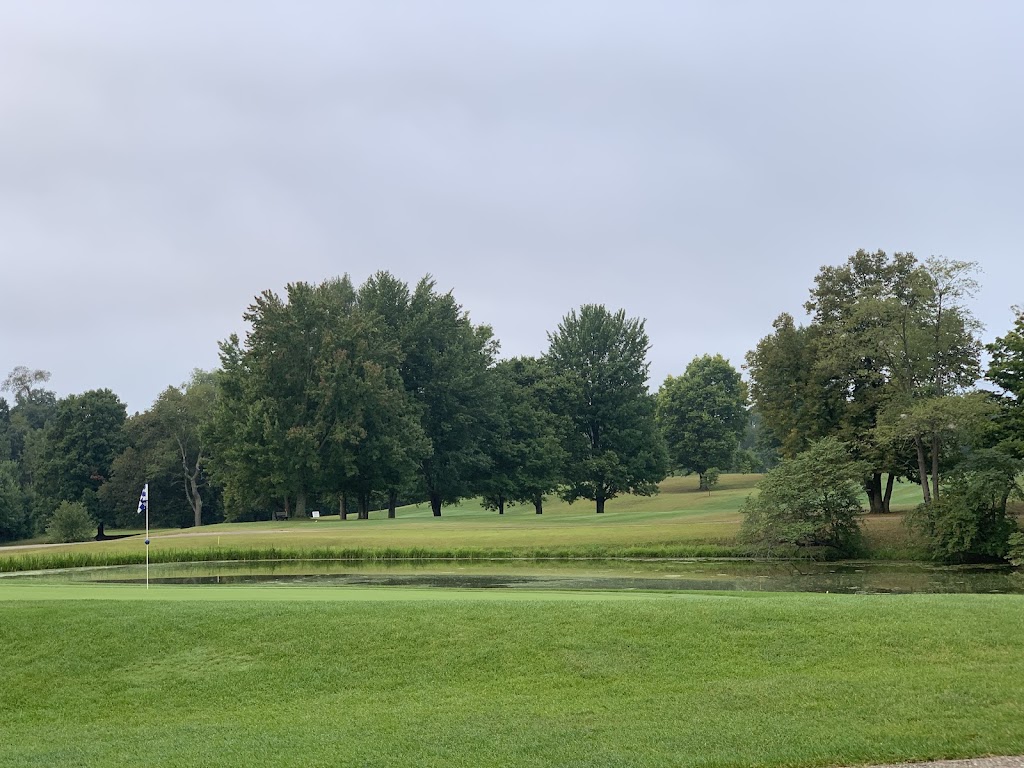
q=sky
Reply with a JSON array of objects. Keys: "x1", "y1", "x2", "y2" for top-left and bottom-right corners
[{"x1": 1, "y1": 1, "x2": 1022, "y2": 414}]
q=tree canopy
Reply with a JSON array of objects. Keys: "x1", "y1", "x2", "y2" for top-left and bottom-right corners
[
  {"x1": 657, "y1": 354, "x2": 748, "y2": 490},
  {"x1": 546, "y1": 305, "x2": 667, "y2": 513}
]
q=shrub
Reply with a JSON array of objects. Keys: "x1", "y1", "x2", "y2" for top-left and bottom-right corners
[
  {"x1": 908, "y1": 457, "x2": 1021, "y2": 562},
  {"x1": 1008, "y1": 532, "x2": 1024, "y2": 567},
  {"x1": 740, "y1": 437, "x2": 864, "y2": 556},
  {"x1": 46, "y1": 501, "x2": 96, "y2": 544}
]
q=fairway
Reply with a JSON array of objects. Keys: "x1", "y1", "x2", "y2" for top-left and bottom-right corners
[{"x1": 2, "y1": 586, "x2": 1023, "y2": 768}]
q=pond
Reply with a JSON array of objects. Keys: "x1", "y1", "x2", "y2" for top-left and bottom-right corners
[{"x1": 2, "y1": 558, "x2": 1021, "y2": 594}]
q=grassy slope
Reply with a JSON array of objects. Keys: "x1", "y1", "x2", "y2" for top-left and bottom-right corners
[
  {"x1": 0, "y1": 475, "x2": 940, "y2": 566},
  {"x1": 1, "y1": 587, "x2": 1022, "y2": 767}
]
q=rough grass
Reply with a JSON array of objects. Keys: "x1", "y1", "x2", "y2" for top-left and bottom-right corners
[{"x1": 1, "y1": 588, "x2": 1022, "y2": 767}]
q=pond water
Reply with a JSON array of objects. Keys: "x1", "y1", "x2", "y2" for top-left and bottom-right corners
[{"x1": 3, "y1": 558, "x2": 1021, "y2": 594}]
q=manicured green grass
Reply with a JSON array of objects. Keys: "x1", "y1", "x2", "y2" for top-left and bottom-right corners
[{"x1": 1, "y1": 587, "x2": 1022, "y2": 767}]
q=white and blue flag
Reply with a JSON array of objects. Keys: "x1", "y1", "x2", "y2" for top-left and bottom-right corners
[{"x1": 137, "y1": 483, "x2": 149, "y2": 515}]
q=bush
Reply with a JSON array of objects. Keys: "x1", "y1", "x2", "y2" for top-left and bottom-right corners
[
  {"x1": 46, "y1": 501, "x2": 96, "y2": 544},
  {"x1": 908, "y1": 459, "x2": 1020, "y2": 562},
  {"x1": 1008, "y1": 532, "x2": 1024, "y2": 567},
  {"x1": 740, "y1": 437, "x2": 864, "y2": 556}
]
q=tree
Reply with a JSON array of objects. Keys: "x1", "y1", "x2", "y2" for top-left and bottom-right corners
[
  {"x1": 986, "y1": 306, "x2": 1024, "y2": 459},
  {"x1": 211, "y1": 278, "x2": 366, "y2": 519},
  {"x1": 0, "y1": 461, "x2": 28, "y2": 542},
  {"x1": 546, "y1": 305, "x2": 667, "y2": 513},
  {"x1": 745, "y1": 314, "x2": 829, "y2": 460},
  {"x1": 657, "y1": 354, "x2": 748, "y2": 490},
  {"x1": 479, "y1": 357, "x2": 567, "y2": 515},
  {"x1": 398, "y1": 277, "x2": 498, "y2": 516},
  {"x1": 35, "y1": 389, "x2": 126, "y2": 526},
  {"x1": 740, "y1": 437, "x2": 865, "y2": 556},
  {"x1": 101, "y1": 376, "x2": 224, "y2": 529},
  {"x1": 151, "y1": 371, "x2": 218, "y2": 527},
  {"x1": 1, "y1": 367, "x2": 51, "y2": 403},
  {"x1": 0, "y1": 398, "x2": 11, "y2": 463},
  {"x1": 46, "y1": 500, "x2": 96, "y2": 543},
  {"x1": 748, "y1": 251, "x2": 983, "y2": 512},
  {"x1": 907, "y1": 450, "x2": 1022, "y2": 562},
  {"x1": 703, "y1": 467, "x2": 721, "y2": 495},
  {"x1": 210, "y1": 274, "x2": 437, "y2": 521}
]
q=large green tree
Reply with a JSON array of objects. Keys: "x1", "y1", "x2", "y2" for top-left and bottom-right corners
[
  {"x1": 748, "y1": 250, "x2": 982, "y2": 512},
  {"x1": 400, "y1": 277, "x2": 498, "y2": 516},
  {"x1": 211, "y1": 275, "x2": 438, "y2": 520},
  {"x1": 657, "y1": 354, "x2": 748, "y2": 490},
  {"x1": 479, "y1": 357, "x2": 568, "y2": 515},
  {"x1": 986, "y1": 306, "x2": 1024, "y2": 459},
  {"x1": 546, "y1": 305, "x2": 667, "y2": 513},
  {"x1": 34, "y1": 389, "x2": 127, "y2": 527},
  {"x1": 213, "y1": 278, "x2": 369, "y2": 518},
  {"x1": 0, "y1": 460, "x2": 28, "y2": 542}
]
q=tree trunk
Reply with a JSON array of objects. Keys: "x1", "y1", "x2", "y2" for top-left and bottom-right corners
[
  {"x1": 340, "y1": 495, "x2": 347, "y2": 521},
  {"x1": 864, "y1": 473, "x2": 885, "y2": 514},
  {"x1": 533, "y1": 494, "x2": 543, "y2": 515},
  {"x1": 179, "y1": 441, "x2": 204, "y2": 527},
  {"x1": 931, "y1": 433, "x2": 941, "y2": 503},
  {"x1": 295, "y1": 492, "x2": 306, "y2": 519},
  {"x1": 498, "y1": 496, "x2": 505, "y2": 515},
  {"x1": 358, "y1": 492, "x2": 370, "y2": 520},
  {"x1": 913, "y1": 434, "x2": 932, "y2": 504},
  {"x1": 596, "y1": 496, "x2": 605, "y2": 514},
  {"x1": 698, "y1": 472, "x2": 709, "y2": 492},
  {"x1": 387, "y1": 490, "x2": 397, "y2": 519},
  {"x1": 191, "y1": 484, "x2": 203, "y2": 527},
  {"x1": 883, "y1": 473, "x2": 895, "y2": 514},
  {"x1": 430, "y1": 492, "x2": 442, "y2": 517},
  {"x1": 284, "y1": 496, "x2": 291, "y2": 518}
]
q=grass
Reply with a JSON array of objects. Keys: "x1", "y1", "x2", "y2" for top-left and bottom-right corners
[
  {"x1": 0, "y1": 474, "x2": 1011, "y2": 571},
  {"x1": 1, "y1": 587, "x2": 1022, "y2": 767}
]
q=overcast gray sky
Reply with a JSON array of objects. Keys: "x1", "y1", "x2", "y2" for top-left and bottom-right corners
[{"x1": 2, "y1": 1, "x2": 1022, "y2": 413}]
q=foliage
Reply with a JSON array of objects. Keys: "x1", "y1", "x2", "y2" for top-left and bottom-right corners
[
  {"x1": 657, "y1": 354, "x2": 748, "y2": 490},
  {"x1": 986, "y1": 305, "x2": 1024, "y2": 459},
  {"x1": 907, "y1": 452, "x2": 1022, "y2": 562},
  {"x1": 479, "y1": 357, "x2": 568, "y2": 515},
  {"x1": 0, "y1": 461, "x2": 29, "y2": 541},
  {"x1": 546, "y1": 305, "x2": 667, "y2": 513},
  {"x1": 0, "y1": 367, "x2": 51, "y2": 403},
  {"x1": 45, "y1": 500, "x2": 96, "y2": 543},
  {"x1": 748, "y1": 251, "x2": 983, "y2": 513},
  {"x1": 740, "y1": 437, "x2": 865, "y2": 555},
  {"x1": 1008, "y1": 532, "x2": 1024, "y2": 566},
  {"x1": 704, "y1": 467, "x2": 721, "y2": 494},
  {"x1": 33, "y1": 389, "x2": 126, "y2": 526},
  {"x1": 394, "y1": 276, "x2": 496, "y2": 516}
]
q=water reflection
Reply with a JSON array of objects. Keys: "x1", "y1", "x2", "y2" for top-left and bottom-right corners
[{"x1": 3, "y1": 559, "x2": 1021, "y2": 594}]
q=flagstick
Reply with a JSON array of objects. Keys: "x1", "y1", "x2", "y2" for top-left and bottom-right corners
[{"x1": 145, "y1": 491, "x2": 150, "y2": 591}]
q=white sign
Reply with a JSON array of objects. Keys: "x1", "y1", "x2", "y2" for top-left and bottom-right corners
[{"x1": 311, "y1": 510, "x2": 320, "y2": 519}]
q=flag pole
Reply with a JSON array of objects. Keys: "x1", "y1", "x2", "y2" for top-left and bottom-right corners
[{"x1": 138, "y1": 482, "x2": 150, "y2": 590}]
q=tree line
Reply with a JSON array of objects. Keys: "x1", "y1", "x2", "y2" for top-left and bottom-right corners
[
  {"x1": 0, "y1": 272, "x2": 756, "y2": 543},
  {"x1": 2, "y1": 253, "x2": 1021, "y2": 561}
]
